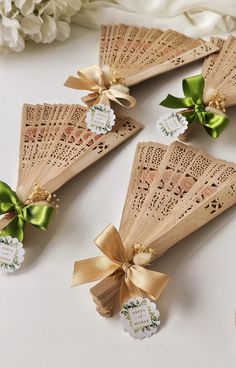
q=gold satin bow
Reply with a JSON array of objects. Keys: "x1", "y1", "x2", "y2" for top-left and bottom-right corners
[
  {"x1": 64, "y1": 65, "x2": 136, "y2": 109},
  {"x1": 72, "y1": 224, "x2": 169, "y2": 307}
]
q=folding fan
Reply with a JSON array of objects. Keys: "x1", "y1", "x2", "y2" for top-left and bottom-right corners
[
  {"x1": 160, "y1": 36, "x2": 236, "y2": 140},
  {"x1": 99, "y1": 24, "x2": 220, "y2": 86},
  {"x1": 0, "y1": 103, "x2": 142, "y2": 272},
  {"x1": 202, "y1": 36, "x2": 236, "y2": 108},
  {"x1": 64, "y1": 24, "x2": 220, "y2": 134},
  {"x1": 73, "y1": 141, "x2": 236, "y2": 320}
]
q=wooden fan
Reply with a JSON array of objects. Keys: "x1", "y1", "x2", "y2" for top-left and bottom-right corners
[
  {"x1": 16, "y1": 103, "x2": 142, "y2": 201},
  {"x1": 99, "y1": 24, "x2": 220, "y2": 87},
  {"x1": 202, "y1": 36, "x2": 236, "y2": 108},
  {"x1": 77, "y1": 141, "x2": 236, "y2": 317},
  {"x1": 160, "y1": 36, "x2": 236, "y2": 141},
  {"x1": 0, "y1": 103, "x2": 142, "y2": 244}
]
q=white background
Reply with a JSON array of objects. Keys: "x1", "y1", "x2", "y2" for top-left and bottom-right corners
[{"x1": 0, "y1": 26, "x2": 236, "y2": 368}]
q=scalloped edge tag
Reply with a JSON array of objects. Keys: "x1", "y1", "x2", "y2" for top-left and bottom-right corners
[
  {"x1": 120, "y1": 297, "x2": 160, "y2": 339},
  {"x1": 0, "y1": 236, "x2": 25, "y2": 273},
  {"x1": 156, "y1": 112, "x2": 188, "y2": 137},
  {"x1": 86, "y1": 104, "x2": 116, "y2": 134}
]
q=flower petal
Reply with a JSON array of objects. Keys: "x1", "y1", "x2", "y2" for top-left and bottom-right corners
[
  {"x1": 40, "y1": 14, "x2": 56, "y2": 43},
  {"x1": 55, "y1": 20, "x2": 70, "y2": 41},
  {"x1": 20, "y1": 14, "x2": 42, "y2": 35}
]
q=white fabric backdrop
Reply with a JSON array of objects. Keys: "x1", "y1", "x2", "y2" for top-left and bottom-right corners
[{"x1": 75, "y1": 0, "x2": 236, "y2": 37}]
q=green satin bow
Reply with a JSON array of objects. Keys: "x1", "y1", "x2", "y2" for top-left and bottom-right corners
[
  {"x1": 0, "y1": 181, "x2": 54, "y2": 241},
  {"x1": 160, "y1": 74, "x2": 229, "y2": 138}
]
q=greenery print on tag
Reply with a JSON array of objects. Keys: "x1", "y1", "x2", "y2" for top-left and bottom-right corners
[
  {"x1": 86, "y1": 104, "x2": 116, "y2": 134},
  {"x1": 0, "y1": 236, "x2": 25, "y2": 273},
  {"x1": 120, "y1": 297, "x2": 160, "y2": 339},
  {"x1": 156, "y1": 112, "x2": 188, "y2": 137}
]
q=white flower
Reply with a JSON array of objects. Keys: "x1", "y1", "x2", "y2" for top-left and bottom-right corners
[
  {"x1": 1, "y1": 0, "x2": 12, "y2": 13},
  {"x1": 40, "y1": 14, "x2": 57, "y2": 43},
  {"x1": 0, "y1": 14, "x2": 25, "y2": 52},
  {"x1": 55, "y1": 19, "x2": 70, "y2": 40},
  {"x1": 20, "y1": 13, "x2": 41, "y2": 35},
  {"x1": 0, "y1": 0, "x2": 84, "y2": 52},
  {"x1": 14, "y1": 0, "x2": 41, "y2": 16}
]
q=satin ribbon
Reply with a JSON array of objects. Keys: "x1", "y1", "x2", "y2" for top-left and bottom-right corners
[
  {"x1": 72, "y1": 224, "x2": 169, "y2": 306},
  {"x1": 0, "y1": 181, "x2": 54, "y2": 241},
  {"x1": 64, "y1": 65, "x2": 136, "y2": 109},
  {"x1": 160, "y1": 74, "x2": 229, "y2": 138}
]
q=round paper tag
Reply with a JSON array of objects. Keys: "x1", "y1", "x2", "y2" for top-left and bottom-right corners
[
  {"x1": 86, "y1": 104, "x2": 116, "y2": 134},
  {"x1": 120, "y1": 297, "x2": 160, "y2": 339},
  {"x1": 0, "y1": 236, "x2": 25, "y2": 273},
  {"x1": 156, "y1": 112, "x2": 188, "y2": 137}
]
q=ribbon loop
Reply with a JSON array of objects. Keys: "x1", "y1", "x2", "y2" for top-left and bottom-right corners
[
  {"x1": 0, "y1": 181, "x2": 55, "y2": 241},
  {"x1": 160, "y1": 74, "x2": 229, "y2": 138},
  {"x1": 73, "y1": 224, "x2": 169, "y2": 308},
  {"x1": 65, "y1": 65, "x2": 136, "y2": 109}
]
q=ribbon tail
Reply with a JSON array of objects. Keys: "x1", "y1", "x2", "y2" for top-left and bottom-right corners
[
  {"x1": 128, "y1": 266, "x2": 169, "y2": 301},
  {"x1": 160, "y1": 94, "x2": 194, "y2": 109},
  {"x1": 82, "y1": 93, "x2": 101, "y2": 107},
  {"x1": 64, "y1": 76, "x2": 98, "y2": 92},
  {"x1": 120, "y1": 276, "x2": 143, "y2": 306},
  {"x1": 0, "y1": 216, "x2": 25, "y2": 241},
  {"x1": 82, "y1": 93, "x2": 111, "y2": 107},
  {"x1": 0, "y1": 214, "x2": 16, "y2": 231},
  {"x1": 22, "y1": 204, "x2": 54, "y2": 230},
  {"x1": 181, "y1": 110, "x2": 196, "y2": 124},
  {"x1": 72, "y1": 256, "x2": 119, "y2": 287},
  {"x1": 203, "y1": 112, "x2": 229, "y2": 138},
  {"x1": 104, "y1": 89, "x2": 136, "y2": 108}
]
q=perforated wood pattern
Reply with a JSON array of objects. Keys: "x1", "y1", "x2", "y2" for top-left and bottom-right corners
[
  {"x1": 203, "y1": 36, "x2": 236, "y2": 107},
  {"x1": 120, "y1": 141, "x2": 236, "y2": 251},
  {"x1": 16, "y1": 103, "x2": 142, "y2": 201},
  {"x1": 98, "y1": 24, "x2": 220, "y2": 87}
]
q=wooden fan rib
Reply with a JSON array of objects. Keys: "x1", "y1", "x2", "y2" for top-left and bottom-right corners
[
  {"x1": 33, "y1": 104, "x2": 75, "y2": 187},
  {"x1": 120, "y1": 30, "x2": 199, "y2": 71},
  {"x1": 99, "y1": 24, "x2": 107, "y2": 66},
  {"x1": 44, "y1": 115, "x2": 142, "y2": 194},
  {"x1": 17, "y1": 104, "x2": 37, "y2": 192},
  {"x1": 152, "y1": 160, "x2": 230, "y2": 240},
  {"x1": 148, "y1": 173, "x2": 236, "y2": 258},
  {"x1": 202, "y1": 37, "x2": 225, "y2": 79},
  {"x1": 119, "y1": 28, "x2": 162, "y2": 70},
  {"x1": 203, "y1": 36, "x2": 236, "y2": 90},
  {"x1": 120, "y1": 142, "x2": 167, "y2": 241},
  {"x1": 125, "y1": 148, "x2": 216, "y2": 247},
  {"x1": 125, "y1": 41, "x2": 220, "y2": 86},
  {"x1": 147, "y1": 157, "x2": 236, "y2": 246},
  {"x1": 121, "y1": 141, "x2": 189, "y2": 246},
  {"x1": 113, "y1": 25, "x2": 142, "y2": 70}
]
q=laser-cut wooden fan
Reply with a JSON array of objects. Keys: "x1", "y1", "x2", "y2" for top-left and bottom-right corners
[
  {"x1": 161, "y1": 36, "x2": 236, "y2": 141},
  {"x1": 16, "y1": 103, "x2": 142, "y2": 201},
  {"x1": 99, "y1": 24, "x2": 220, "y2": 87},
  {"x1": 202, "y1": 36, "x2": 236, "y2": 108},
  {"x1": 74, "y1": 141, "x2": 236, "y2": 317},
  {"x1": 0, "y1": 103, "x2": 142, "y2": 264}
]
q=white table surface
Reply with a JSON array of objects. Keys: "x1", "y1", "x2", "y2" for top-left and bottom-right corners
[{"x1": 0, "y1": 25, "x2": 236, "y2": 368}]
